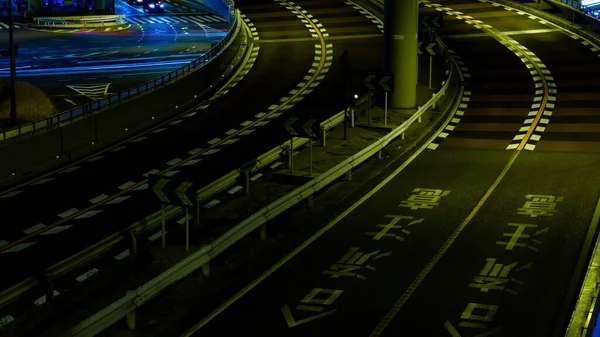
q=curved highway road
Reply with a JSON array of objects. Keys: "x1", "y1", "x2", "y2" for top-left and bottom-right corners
[
  {"x1": 0, "y1": 1, "x2": 228, "y2": 112},
  {"x1": 0, "y1": 0, "x2": 384, "y2": 319},
  {"x1": 161, "y1": 1, "x2": 600, "y2": 337}
]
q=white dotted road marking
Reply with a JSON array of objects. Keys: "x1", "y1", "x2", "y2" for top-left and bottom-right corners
[
  {"x1": 182, "y1": 159, "x2": 202, "y2": 166},
  {"x1": 33, "y1": 290, "x2": 60, "y2": 306},
  {"x1": 58, "y1": 208, "x2": 79, "y2": 218},
  {"x1": 228, "y1": 185, "x2": 243, "y2": 194},
  {"x1": 148, "y1": 230, "x2": 166, "y2": 241},
  {"x1": 2, "y1": 242, "x2": 36, "y2": 253},
  {"x1": 346, "y1": 1, "x2": 384, "y2": 32},
  {"x1": 114, "y1": 249, "x2": 130, "y2": 260},
  {"x1": 424, "y1": 1, "x2": 552, "y2": 152},
  {"x1": 106, "y1": 196, "x2": 131, "y2": 204},
  {"x1": 90, "y1": 194, "x2": 109, "y2": 204},
  {"x1": 203, "y1": 149, "x2": 221, "y2": 155},
  {"x1": 23, "y1": 223, "x2": 46, "y2": 234},
  {"x1": 0, "y1": 315, "x2": 15, "y2": 328},
  {"x1": 204, "y1": 199, "x2": 221, "y2": 209},
  {"x1": 76, "y1": 268, "x2": 99, "y2": 282},
  {"x1": 0, "y1": 190, "x2": 24, "y2": 198},
  {"x1": 167, "y1": 158, "x2": 183, "y2": 166},
  {"x1": 143, "y1": 169, "x2": 160, "y2": 177},
  {"x1": 109, "y1": 145, "x2": 127, "y2": 152},
  {"x1": 41, "y1": 225, "x2": 72, "y2": 235},
  {"x1": 59, "y1": 166, "x2": 81, "y2": 174},
  {"x1": 30, "y1": 177, "x2": 56, "y2": 186},
  {"x1": 85, "y1": 155, "x2": 105, "y2": 162},
  {"x1": 428, "y1": 51, "x2": 471, "y2": 150},
  {"x1": 75, "y1": 210, "x2": 103, "y2": 219},
  {"x1": 119, "y1": 181, "x2": 136, "y2": 190},
  {"x1": 188, "y1": 148, "x2": 203, "y2": 155}
]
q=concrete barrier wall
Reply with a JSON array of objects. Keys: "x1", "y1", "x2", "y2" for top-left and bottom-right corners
[{"x1": 0, "y1": 23, "x2": 244, "y2": 188}]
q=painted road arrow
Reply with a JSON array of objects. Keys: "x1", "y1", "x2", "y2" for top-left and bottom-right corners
[
  {"x1": 175, "y1": 181, "x2": 194, "y2": 206},
  {"x1": 281, "y1": 305, "x2": 336, "y2": 328}
]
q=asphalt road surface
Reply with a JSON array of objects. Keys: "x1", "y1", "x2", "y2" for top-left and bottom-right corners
[
  {"x1": 0, "y1": 0, "x2": 386, "y2": 308},
  {"x1": 0, "y1": 1, "x2": 227, "y2": 113},
  {"x1": 183, "y1": 1, "x2": 600, "y2": 337}
]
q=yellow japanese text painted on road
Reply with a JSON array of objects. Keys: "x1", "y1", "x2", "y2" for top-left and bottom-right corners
[
  {"x1": 281, "y1": 288, "x2": 342, "y2": 328},
  {"x1": 469, "y1": 258, "x2": 532, "y2": 295},
  {"x1": 365, "y1": 215, "x2": 424, "y2": 241},
  {"x1": 399, "y1": 188, "x2": 451, "y2": 210},
  {"x1": 496, "y1": 223, "x2": 548, "y2": 252},
  {"x1": 517, "y1": 194, "x2": 564, "y2": 218},
  {"x1": 322, "y1": 247, "x2": 392, "y2": 280}
]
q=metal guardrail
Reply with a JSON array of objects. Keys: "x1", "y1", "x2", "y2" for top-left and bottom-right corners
[
  {"x1": 0, "y1": 109, "x2": 343, "y2": 309},
  {"x1": 0, "y1": 10, "x2": 239, "y2": 143},
  {"x1": 557, "y1": 0, "x2": 600, "y2": 17},
  {"x1": 488, "y1": 3, "x2": 600, "y2": 336},
  {"x1": 67, "y1": 30, "x2": 459, "y2": 336},
  {"x1": 31, "y1": 14, "x2": 125, "y2": 27}
]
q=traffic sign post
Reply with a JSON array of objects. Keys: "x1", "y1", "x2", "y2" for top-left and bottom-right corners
[
  {"x1": 362, "y1": 73, "x2": 394, "y2": 126},
  {"x1": 418, "y1": 39, "x2": 438, "y2": 90},
  {"x1": 284, "y1": 117, "x2": 321, "y2": 175},
  {"x1": 149, "y1": 175, "x2": 198, "y2": 251}
]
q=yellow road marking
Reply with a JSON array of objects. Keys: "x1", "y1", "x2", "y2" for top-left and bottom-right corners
[
  {"x1": 369, "y1": 150, "x2": 521, "y2": 337},
  {"x1": 0, "y1": 7, "x2": 328, "y2": 254},
  {"x1": 369, "y1": 6, "x2": 549, "y2": 336},
  {"x1": 178, "y1": 106, "x2": 454, "y2": 336}
]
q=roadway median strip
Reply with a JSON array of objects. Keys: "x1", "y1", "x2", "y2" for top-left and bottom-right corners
[
  {"x1": 0, "y1": 0, "x2": 332, "y2": 256},
  {"x1": 56, "y1": 26, "x2": 459, "y2": 337},
  {"x1": 0, "y1": 0, "x2": 334, "y2": 326}
]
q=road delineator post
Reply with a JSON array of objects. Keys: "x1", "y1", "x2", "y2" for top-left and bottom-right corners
[{"x1": 126, "y1": 290, "x2": 136, "y2": 329}]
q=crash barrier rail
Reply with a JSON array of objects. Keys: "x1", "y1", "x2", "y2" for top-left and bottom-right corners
[
  {"x1": 66, "y1": 30, "x2": 460, "y2": 336},
  {"x1": 30, "y1": 14, "x2": 125, "y2": 27},
  {"x1": 557, "y1": 0, "x2": 600, "y2": 18},
  {"x1": 489, "y1": 2, "x2": 600, "y2": 336},
  {"x1": 0, "y1": 8, "x2": 238, "y2": 143},
  {"x1": 0, "y1": 107, "x2": 346, "y2": 309}
]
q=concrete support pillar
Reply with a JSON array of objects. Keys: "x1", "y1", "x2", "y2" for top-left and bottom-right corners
[{"x1": 384, "y1": 0, "x2": 419, "y2": 110}]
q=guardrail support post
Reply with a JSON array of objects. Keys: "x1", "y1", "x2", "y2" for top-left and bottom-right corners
[
  {"x1": 309, "y1": 140, "x2": 313, "y2": 176},
  {"x1": 345, "y1": 170, "x2": 352, "y2": 181},
  {"x1": 321, "y1": 128, "x2": 327, "y2": 147},
  {"x1": 45, "y1": 273, "x2": 55, "y2": 303},
  {"x1": 129, "y1": 231, "x2": 137, "y2": 257},
  {"x1": 161, "y1": 204, "x2": 166, "y2": 249},
  {"x1": 307, "y1": 195, "x2": 315, "y2": 209},
  {"x1": 289, "y1": 138, "x2": 295, "y2": 173},
  {"x1": 244, "y1": 169, "x2": 250, "y2": 195},
  {"x1": 350, "y1": 108, "x2": 355, "y2": 128},
  {"x1": 260, "y1": 224, "x2": 267, "y2": 240},
  {"x1": 126, "y1": 291, "x2": 136, "y2": 329},
  {"x1": 202, "y1": 263, "x2": 210, "y2": 277},
  {"x1": 185, "y1": 207, "x2": 190, "y2": 252}
]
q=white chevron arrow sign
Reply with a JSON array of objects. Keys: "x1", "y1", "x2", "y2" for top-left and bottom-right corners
[
  {"x1": 426, "y1": 42, "x2": 436, "y2": 56},
  {"x1": 363, "y1": 74, "x2": 376, "y2": 91}
]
